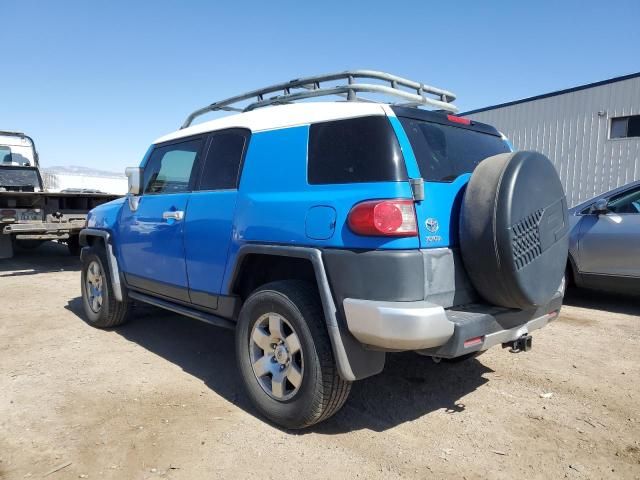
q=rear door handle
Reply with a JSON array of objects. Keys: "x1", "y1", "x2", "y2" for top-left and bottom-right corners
[{"x1": 162, "y1": 210, "x2": 184, "y2": 221}]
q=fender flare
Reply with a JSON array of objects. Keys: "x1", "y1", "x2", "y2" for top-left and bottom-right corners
[
  {"x1": 228, "y1": 244, "x2": 385, "y2": 381},
  {"x1": 79, "y1": 228, "x2": 124, "y2": 302}
]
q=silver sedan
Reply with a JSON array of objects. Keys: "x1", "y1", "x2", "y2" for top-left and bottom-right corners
[{"x1": 567, "y1": 180, "x2": 640, "y2": 294}]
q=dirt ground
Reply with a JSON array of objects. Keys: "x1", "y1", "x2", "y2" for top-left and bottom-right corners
[{"x1": 1, "y1": 242, "x2": 639, "y2": 480}]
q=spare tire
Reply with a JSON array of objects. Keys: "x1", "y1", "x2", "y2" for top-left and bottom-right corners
[{"x1": 459, "y1": 151, "x2": 569, "y2": 310}]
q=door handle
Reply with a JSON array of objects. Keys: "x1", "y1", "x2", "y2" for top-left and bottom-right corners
[{"x1": 162, "y1": 210, "x2": 184, "y2": 221}]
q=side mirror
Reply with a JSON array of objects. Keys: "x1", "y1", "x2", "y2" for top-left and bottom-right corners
[
  {"x1": 125, "y1": 167, "x2": 143, "y2": 195},
  {"x1": 590, "y1": 198, "x2": 609, "y2": 215}
]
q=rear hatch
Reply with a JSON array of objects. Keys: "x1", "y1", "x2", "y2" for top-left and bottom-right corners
[{"x1": 392, "y1": 107, "x2": 511, "y2": 249}]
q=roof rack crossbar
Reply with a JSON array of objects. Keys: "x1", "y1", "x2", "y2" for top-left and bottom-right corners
[{"x1": 181, "y1": 70, "x2": 458, "y2": 128}]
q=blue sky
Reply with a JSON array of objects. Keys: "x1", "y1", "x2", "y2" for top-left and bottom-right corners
[{"x1": 2, "y1": 0, "x2": 639, "y2": 173}]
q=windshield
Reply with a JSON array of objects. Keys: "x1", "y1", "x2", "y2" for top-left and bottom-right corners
[
  {"x1": 399, "y1": 117, "x2": 510, "y2": 182},
  {"x1": 0, "y1": 167, "x2": 41, "y2": 191}
]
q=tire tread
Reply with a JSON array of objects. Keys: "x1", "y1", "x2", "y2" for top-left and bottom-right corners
[{"x1": 248, "y1": 280, "x2": 351, "y2": 428}]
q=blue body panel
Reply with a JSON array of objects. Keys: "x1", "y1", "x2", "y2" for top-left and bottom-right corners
[
  {"x1": 118, "y1": 193, "x2": 191, "y2": 299},
  {"x1": 184, "y1": 190, "x2": 238, "y2": 302},
  {"x1": 86, "y1": 197, "x2": 125, "y2": 231},
  {"x1": 220, "y1": 125, "x2": 418, "y2": 293}
]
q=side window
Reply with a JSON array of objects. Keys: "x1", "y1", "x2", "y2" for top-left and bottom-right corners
[
  {"x1": 198, "y1": 130, "x2": 248, "y2": 190},
  {"x1": 143, "y1": 139, "x2": 202, "y2": 194},
  {"x1": 308, "y1": 116, "x2": 407, "y2": 184},
  {"x1": 607, "y1": 186, "x2": 640, "y2": 214}
]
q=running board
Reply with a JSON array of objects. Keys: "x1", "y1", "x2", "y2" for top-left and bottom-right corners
[{"x1": 128, "y1": 291, "x2": 236, "y2": 330}]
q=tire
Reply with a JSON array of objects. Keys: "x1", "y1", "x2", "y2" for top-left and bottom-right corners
[
  {"x1": 80, "y1": 246, "x2": 130, "y2": 328},
  {"x1": 460, "y1": 151, "x2": 569, "y2": 309},
  {"x1": 67, "y1": 235, "x2": 81, "y2": 256},
  {"x1": 235, "y1": 280, "x2": 351, "y2": 429}
]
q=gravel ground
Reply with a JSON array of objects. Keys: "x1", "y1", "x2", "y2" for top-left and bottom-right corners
[{"x1": 1, "y1": 242, "x2": 639, "y2": 479}]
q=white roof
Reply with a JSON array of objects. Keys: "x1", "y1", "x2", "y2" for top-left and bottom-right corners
[{"x1": 154, "y1": 102, "x2": 391, "y2": 144}]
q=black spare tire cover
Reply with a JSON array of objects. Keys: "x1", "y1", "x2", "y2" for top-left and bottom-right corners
[{"x1": 459, "y1": 151, "x2": 569, "y2": 309}]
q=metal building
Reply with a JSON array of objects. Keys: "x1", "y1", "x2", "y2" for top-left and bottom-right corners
[{"x1": 464, "y1": 72, "x2": 640, "y2": 206}]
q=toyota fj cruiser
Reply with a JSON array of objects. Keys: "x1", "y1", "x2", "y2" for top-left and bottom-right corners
[{"x1": 79, "y1": 71, "x2": 569, "y2": 429}]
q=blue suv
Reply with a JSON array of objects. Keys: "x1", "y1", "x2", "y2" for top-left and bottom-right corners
[{"x1": 80, "y1": 71, "x2": 569, "y2": 428}]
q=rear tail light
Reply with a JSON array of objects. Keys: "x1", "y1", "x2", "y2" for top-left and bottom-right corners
[
  {"x1": 348, "y1": 199, "x2": 417, "y2": 237},
  {"x1": 447, "y1": 114, "x2": 471, "y2": 125}
]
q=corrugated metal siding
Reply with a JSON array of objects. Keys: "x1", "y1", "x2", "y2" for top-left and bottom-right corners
[{"x1": 467, "y1": 77, "x2": 640, "y2": 206}]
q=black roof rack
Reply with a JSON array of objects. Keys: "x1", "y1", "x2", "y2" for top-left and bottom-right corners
[{"x1": 181, "y1": 70, "x2": 458, "y2": 129}]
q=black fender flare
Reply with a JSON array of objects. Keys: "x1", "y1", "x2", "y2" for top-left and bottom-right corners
[{"x1": 228, "y1": 244, "x2": 385, "y2": 381}]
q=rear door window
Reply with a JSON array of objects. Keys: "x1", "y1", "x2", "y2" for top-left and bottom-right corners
[
  {"x1": 308, "y1": 116, "x2": 407, "y2": 184},
  {"x1": 399, "y1": 117, "x2": 510, "y2": 182},
  {"x1": 197, "y1": 129, "x2": 249, "y2": 190}
]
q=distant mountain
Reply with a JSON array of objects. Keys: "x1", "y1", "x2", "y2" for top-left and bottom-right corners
[{"x1": 41, "y1": 165, "x2": 125, "y2": 178}]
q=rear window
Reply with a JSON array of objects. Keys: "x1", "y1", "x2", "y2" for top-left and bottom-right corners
[
  {"x1": 0, "y1": 167, "x2": 40, "y2": 189},
  {"x1": 399, "y1": 117, "x2": 510, "y2": 182},
  {"x1": 308, "y1": 116, "x2": 407, "y2": 185}
]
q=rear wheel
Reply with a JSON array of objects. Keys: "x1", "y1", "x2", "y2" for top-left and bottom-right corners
[
  {"x1": 81, "y1": 246, "x2": 130, "y2": 328},
  {"x1": 235, "y1": 280, "x2": 351, "y2": 429}
]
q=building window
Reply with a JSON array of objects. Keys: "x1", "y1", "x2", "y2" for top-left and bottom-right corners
[{"x1": 610, "y1": 115, "x2": 640, "y2": 139}]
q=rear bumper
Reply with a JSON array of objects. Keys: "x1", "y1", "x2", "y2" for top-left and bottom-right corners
[
  {"x1": 343, "y1": 299, "x2": 454, "y2": 350},
  {"x1": 343, "y1": 291, "x2": 563, "y2": 357}
]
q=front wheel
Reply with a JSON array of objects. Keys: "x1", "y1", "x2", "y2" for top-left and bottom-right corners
[
  {"x1": 235, "y1": 280, "x2": 351, "y2": 429},
  {"x1": 80, "y1": 246, "x2": 130, "y2": 328}
]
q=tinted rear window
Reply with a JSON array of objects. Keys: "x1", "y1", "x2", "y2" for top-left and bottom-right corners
[
  {"x1": 308, "y1": 116, "x2": 407, "y2": 184},
  {"x1": 399, "y1": 117, "x2": 510, "y2": 182}
]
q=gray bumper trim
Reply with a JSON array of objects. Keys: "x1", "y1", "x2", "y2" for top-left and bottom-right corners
[
  {"x1": 343, "y1": 298, "x2": 455, "y2": 350},
  {"x1": 343, "y1": 291, "x2": 563, "y2": 355}
]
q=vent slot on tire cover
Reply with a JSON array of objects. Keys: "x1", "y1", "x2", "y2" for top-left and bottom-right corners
[{"x1": 512, "y1": 209, "x2": 543, "y2": 271}]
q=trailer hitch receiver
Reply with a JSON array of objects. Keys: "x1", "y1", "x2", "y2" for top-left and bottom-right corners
[{"x1": 503, "y1": 334, "x2": 532, "y2": 353}]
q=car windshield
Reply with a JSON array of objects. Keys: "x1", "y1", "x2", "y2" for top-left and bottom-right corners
[
  {"x1": 0, "y1": 167, "x2": 41, "y2": 189},
  {"x1": 399, "y1": 117, "x2": 510, "y2": 182}
]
